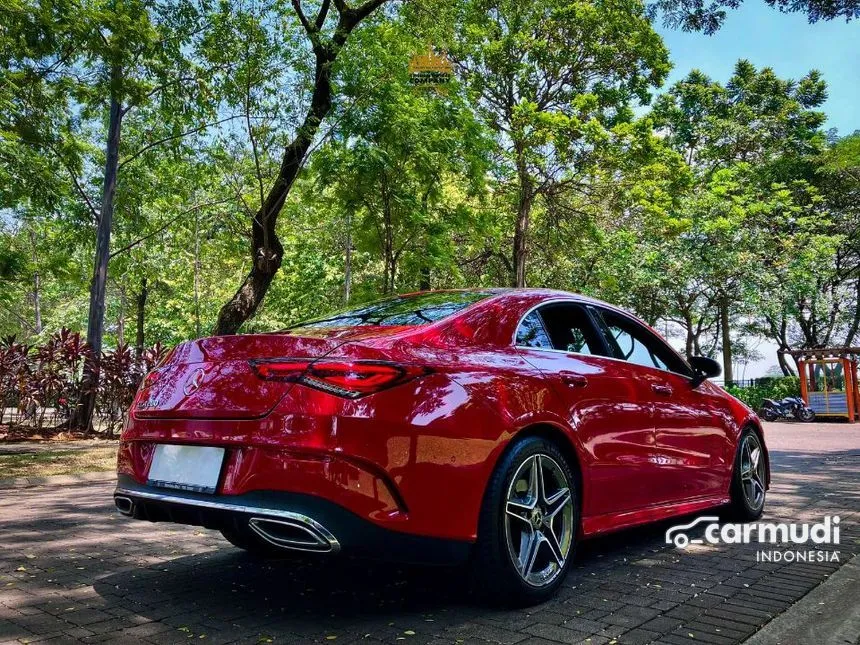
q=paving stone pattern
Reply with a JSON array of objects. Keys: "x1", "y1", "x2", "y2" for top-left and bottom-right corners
[{"x1": 1, "y1": 423, "x2": 857, "y2": 644}]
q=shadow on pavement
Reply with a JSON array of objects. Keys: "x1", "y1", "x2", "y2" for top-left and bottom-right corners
[{"x1": 0, "y1": 446, "x2": 854, "y2": 642}]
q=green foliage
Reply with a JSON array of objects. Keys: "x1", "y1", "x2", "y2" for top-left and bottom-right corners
[
  {"x1": 0, "y1": 0, "x2": 856, "y2": 392},
  {"x1": 725, "y1": 377, "x2": 802, "y2": 411},
  {"x1": 650, "y1": 0, "x2": 858, "y2": 35}
]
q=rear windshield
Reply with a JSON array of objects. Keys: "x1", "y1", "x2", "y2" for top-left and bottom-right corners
[{"x1": 291, "y1": 291, "x2": 494, "y2": 328}]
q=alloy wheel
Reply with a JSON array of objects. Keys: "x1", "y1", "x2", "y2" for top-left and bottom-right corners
[
  {"x1": 504, "y1": 453, "x2": 574, "y2": 587},
  {"x1": 740, "y1": 433, "x2": 766, "y2": 510}
]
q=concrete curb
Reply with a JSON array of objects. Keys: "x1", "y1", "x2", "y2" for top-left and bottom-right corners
[
  {"x1": 743, "y1": 553, "x2": 860, "y2": 645},
  {"x1": 0, "y1": 471, "x2": 116, "y2": 490}
]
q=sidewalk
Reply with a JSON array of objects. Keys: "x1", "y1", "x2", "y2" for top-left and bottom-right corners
[
  {"x1": 0, "y1": 422, "x2": 857, "y2": 644},
  {"x1": 744, "y1": 554, "x2": 860, "y2": 645}
]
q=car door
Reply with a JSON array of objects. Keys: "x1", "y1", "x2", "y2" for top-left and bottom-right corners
[
  {"x1": 593, "y1": 307, "x2": 732, "y2": 503},
  {"x1": 514, "y1": 301, "x2": 661, "y2": 517}
]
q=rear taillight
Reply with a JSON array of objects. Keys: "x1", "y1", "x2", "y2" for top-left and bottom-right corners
[{"x1": 250, "y1": 358, "x2": 431, "y2": 399}]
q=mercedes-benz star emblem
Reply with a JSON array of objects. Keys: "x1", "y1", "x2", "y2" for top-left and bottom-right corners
[{"x1": 183, "y1": 368, "x2": 206, "y2": 396}]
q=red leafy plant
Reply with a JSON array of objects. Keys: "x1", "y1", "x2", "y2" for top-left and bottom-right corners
[
  {"x1": 0, "y1": 336, "x2": 33, "y2": 427},
  {"x1": 0, "y1": 329, "x2": 167, "y2": 436},
  {"x1": 96, "y1": 342, "x2": 168, "y2": 437}
]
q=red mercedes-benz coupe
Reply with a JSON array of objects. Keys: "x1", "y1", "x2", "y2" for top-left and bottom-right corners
[{"x1": 115, "y1": 289, "x2": 768, "y2": 604}]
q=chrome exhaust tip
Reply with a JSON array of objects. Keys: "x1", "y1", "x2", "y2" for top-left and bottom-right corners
[
  {"x1": 248, "y1": 516, "x2": 339, "y2": 553},
  {"x1": 114, "y1": 495, "x2": 134, "y2": 516}
]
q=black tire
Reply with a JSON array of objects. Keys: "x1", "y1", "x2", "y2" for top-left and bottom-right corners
[
  {"x1": 472, "y1": 435, "x2": 579, "y2": 606},
  {"x1": 729, "y1": 428, "x2": 767, "y2": 521},
  {"x1": 220, "y1": 521, "x2": 290, "y2": 558},
  {"x1": 796, "y1": 407, "x2": 815, "y2": 422},
  {"x1": 759, "y1": 408, "x2": 777, "y2": 422}
]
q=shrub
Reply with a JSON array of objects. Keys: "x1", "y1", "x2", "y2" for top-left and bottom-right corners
[
  {"x1": 725, "y1": 376, "x2": 801, "y2": 411},
  {"x1": 96, "y1": 342, "x2": 167, "y2": 437},
  {"x1": 0, "y1": 329, "x2": 166, "y2": 436}
]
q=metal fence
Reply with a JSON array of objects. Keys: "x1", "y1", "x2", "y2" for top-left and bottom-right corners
[{"x1": 713, "y1": 378, "x2": 786, "y2": 389}]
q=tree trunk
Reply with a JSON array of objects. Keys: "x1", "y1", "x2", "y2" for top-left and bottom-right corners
[
  {"x1": 381, "y1": 177, "x2": 395, "y2": 294},
  {"x1": 719, "y1": 297, "x2": 733, "y2": 384},
  {"x1": 512, "y1": 145, "x2": 533, "y2": 288},
  {"x1": 193, "y1": 210, "x2": 201, "y2": 337},
  {"x1": 29, "y1": 228, "x2": 42, "y2": 335},
  {"x1": 214, "y1": 53, "x2": 334, "y2": 334},
  {"x1": 682, "y1": 310, "x2": 695, "y2": 358},
  {"x1": 117, "y1": 285, "x2": 125, "y2": 347},
  {"x1": 343, "y1": 211, "x2": 352, "y2": 304},
  {"x1": 776, "y1": 350, "x2": 794, "y2": 376},
  {"x1": 845, "y1": 279, "x2": 860, "y2": 346},
  {"x1": 214, "y1": 1, "x2": 389, "y2": 334},
  {"x1": 419, "y1": 267, "x2": 431, "y2": 291},
  {"x1": 135, "y1": 276, "x2": 147, "y2": 356},
  {"x1": 77, "y1": 66, "x2": 123, "y2": 432}
]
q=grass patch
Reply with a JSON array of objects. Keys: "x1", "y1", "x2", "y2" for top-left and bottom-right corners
[{"x1": 0, "y1": 446, "x2": 117, "y2": 479}]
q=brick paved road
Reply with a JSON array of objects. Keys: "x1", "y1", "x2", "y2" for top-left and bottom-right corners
[{"x1": 1, "y1": 422, "x2": 858, "y2": 645}]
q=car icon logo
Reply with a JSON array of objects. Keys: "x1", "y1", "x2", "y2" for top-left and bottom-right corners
[
  {"x1": 665, "y1": 516, "x2": 720, "y2": 549},
  {"x1": 183, "y1": 368, "x2": 206, "y2": 396}
]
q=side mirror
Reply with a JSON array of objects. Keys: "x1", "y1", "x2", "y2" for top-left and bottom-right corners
[{"x1": 689, "y1": 356, "x2": 721, "y2": 387}]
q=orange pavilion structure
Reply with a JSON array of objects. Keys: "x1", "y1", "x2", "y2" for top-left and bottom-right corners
[{"x1": 783, "y1": 347, "x2": 860, "y2": 423}]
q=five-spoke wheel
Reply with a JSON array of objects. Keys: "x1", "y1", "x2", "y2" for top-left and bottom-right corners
[
  {"x1": 504, "y1": 454, "x2": 574, "y2": 587},
  {"x1": 473, "y1": 436, "x2": 578, "y2": 606},
  {"x1": 731, "y1": 428, "x2": 767, "y2": 520}
]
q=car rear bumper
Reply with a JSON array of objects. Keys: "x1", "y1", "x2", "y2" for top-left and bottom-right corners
[{"x1": 114, "y1": 475, "x2": 471, "y2": 565}]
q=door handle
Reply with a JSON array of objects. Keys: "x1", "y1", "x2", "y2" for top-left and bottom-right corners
[
  {"x1": 560, "y1": 372, "x2": 588, "y2": 388},
  {"x1": 651, "y1": 383, "x2": 673, "y2": 396}
]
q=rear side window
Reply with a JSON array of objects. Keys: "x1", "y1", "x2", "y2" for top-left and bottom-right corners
[
  {"x1": 516, "y1": 303, "x2": 607, "y2": 355},
  {"x1": 516, "y1": 311, "x2": 553, "y2": 349},
  {"x1": 597, "y1": 309, "x2": 692, "y2": 376},
  {"x1": 292, "y1": 291, "x2": 493, "y2": 328}
]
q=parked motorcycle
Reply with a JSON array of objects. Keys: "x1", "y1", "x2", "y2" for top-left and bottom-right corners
[{"x1": 759, "y1": 396, "x2": 816, "y2": 422}]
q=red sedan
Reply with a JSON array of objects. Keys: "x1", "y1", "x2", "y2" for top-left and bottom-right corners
[{"x1": 115, "y1": 289, "x2": 768, "y2": 604}]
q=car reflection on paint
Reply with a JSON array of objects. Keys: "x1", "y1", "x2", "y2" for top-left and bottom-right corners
[{"x1": 114, "y1": 288, "x2": 769, "y2": 605}]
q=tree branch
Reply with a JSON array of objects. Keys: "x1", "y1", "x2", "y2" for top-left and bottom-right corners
[
  {"x1": 292, "y1": 0, "x2": 320, "y2": 45},
  {"x1": 42, "y1": 140, "x2": 100, "y2": 222},
  {"x1": 0, "y1": 301, "x2": 38, "y2": 333},
  {"x1": 315, "y1": 0, "x2": 332, "y2": 28},
  {"x1": 119, "y1": 115, "x2": 243, "y2": 169},
  {"x1": 352, "y1": 0, "x2": 390, "y2": 21},
  {"x1": 244, "y1": 44, "x2": 266, "y2": 209},
  {"x1": 109, "y1": 199, "x2": 233, "y2": 259}
]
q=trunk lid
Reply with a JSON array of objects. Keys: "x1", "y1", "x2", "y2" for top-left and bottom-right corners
[{"x1": 133, "y1": 327, "x2": 414, "y2": 420}]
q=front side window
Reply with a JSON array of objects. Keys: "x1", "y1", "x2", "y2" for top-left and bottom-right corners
[
  {"x1": 292, "y1": 291, "x2": 494, "y2": 328},
  {"x1": 597, "y1": 309, "x2": 692, "y2": 376}
]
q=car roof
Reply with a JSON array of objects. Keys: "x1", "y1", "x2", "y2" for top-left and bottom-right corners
[{"x1": 473, "y1": 288, "x2": 626, "y2": 313}]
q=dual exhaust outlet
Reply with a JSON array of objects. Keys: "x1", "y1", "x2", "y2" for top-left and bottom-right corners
[{"x1": 113, "y1": 494, "x2": 338, "y2": 554}]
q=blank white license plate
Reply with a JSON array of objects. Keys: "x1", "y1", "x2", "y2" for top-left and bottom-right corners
[{"x1": 148, "y1": 445, "x2": 225, "y2": 494}]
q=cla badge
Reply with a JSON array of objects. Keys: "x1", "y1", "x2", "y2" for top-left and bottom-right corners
[{"x1": 183, "y1": 368, "x2": 206, "y2": 396}]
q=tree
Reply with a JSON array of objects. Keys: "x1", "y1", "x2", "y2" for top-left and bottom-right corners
[
  {"x1": 449, "y1": 0, "x2": 670, "y2": 287},
  {"x1": 312, "y1": 22, "x2": 490, "y2": 296},
  {"x1": 2, "y1": 0, "x2": 222, "y2": 427},
  {"x1": 753, "y1": 132, "x2": 860, "y2": 370},
  {"x1": 651, "y1": 61, "x2": 828, "y2": 380},
  {"x1": 650, "y1": 0, "x2": 859, "y2": 35},
  {"x1": 212, "y1": 0, "x2": 392, "y2": 335}
]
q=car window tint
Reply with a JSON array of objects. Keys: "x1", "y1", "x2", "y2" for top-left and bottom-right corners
[
  {"x1": 538, "y1": 303, "x2": 607, "y2": 355},
  {"x1": 610, "y1": 325, "x2": 654, "y2": 366},
  {"x1": 292, "y1": 291, "x2": 494, "y2": 328},
  {"x1": 516, "y1": 311, "x2": 553, "y2": 349},
  {"x1": 598, "y1": 309, "x2": 692, "y2": 375}
]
